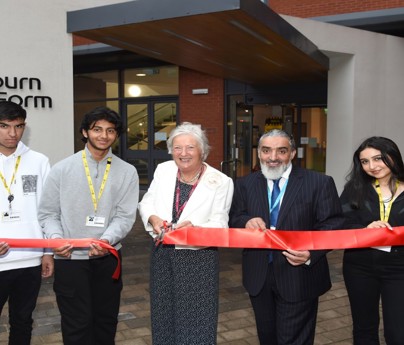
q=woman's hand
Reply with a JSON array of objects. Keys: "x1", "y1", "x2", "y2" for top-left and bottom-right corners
[
  {"x1": 148, "y1": 215, "x2": 175, "y2": 234},
  {"x1": 175, "y1": 220, "x2": 193, "y2": 229},
  {"x1": 367, "y1": 221, "x2": 393, "y2": 230}
]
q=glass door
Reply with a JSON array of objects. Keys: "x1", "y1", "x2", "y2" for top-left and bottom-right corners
[
  {"x1": 235, "y1": 103, "x2": 253, "y2": 177},
  {"x1": 225, "y1": 93, "x2": 328, "y2": 179},
  {"x1": 123, "y1": 97, "x2": 177, "y2": 186},
  {"x1": 224, "y1": 96, "x2": 253, "y2": 180},
  {"x1": 248, "y1": 104, "x2": 327, "y2": 172}
]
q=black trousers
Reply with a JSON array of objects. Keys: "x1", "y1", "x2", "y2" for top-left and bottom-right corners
[
  {"x1": 0, "y1": 265, "x2": 42, "y2": 345},
  {"x1": 343, "y1": 248, "x2": 404, "y2": 345},
  {"x1": 249, "y1": 263, "x2": 318, "y2": 345},
  {"x1": 53, "y1": 252, "x2": 122, "y2": 345}
]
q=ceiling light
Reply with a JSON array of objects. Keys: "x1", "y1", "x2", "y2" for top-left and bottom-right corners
[
  {"x1": 128, "y1": 85, "x2": 141, "y2": 97},
  {"x1": 104, "y1": 36, "x2": 162, "y2": 56},
  {"x1": 229, "y1": 20, "x2": 272, "y2": 45},
  {"x1": 162, "y1": 29, "x2": 212, "y2": 50},
  {"x1": 258, "y1": 54, "x2": 283, "y2": 67},
  {"x1": 204, "y1": 58, "x2": 238, "y2": 71}
]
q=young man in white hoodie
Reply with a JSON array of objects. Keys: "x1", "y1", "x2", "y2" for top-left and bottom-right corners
[{"x1": 0, "y1": 101, "x2": 53, "y2": 345}]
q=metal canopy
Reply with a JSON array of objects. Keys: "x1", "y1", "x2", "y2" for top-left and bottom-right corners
[{"x1": 67, "y1": 0, "x2": 329, "y2": 86}]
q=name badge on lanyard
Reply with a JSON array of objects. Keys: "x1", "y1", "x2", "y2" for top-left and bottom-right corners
[
  {"x1": 86, "y1": 215, "x2": 106, "y2": 227},
  {"x1": 2, "y1": 210, "x2": 21, "y2": 222},
  {"x1": 1, "y1": 156, "x2": 21, "y2": 223},
  {"x1": 82, "y1": 150, "x2": 111, "y2": 227}
]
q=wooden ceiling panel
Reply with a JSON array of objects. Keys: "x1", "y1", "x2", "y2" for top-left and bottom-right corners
[{"x1": 68, "y1": 0, "x2": 328, "y2": 86}]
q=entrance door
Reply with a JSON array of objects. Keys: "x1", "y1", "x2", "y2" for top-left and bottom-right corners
[
  {"x1": 225, "y1": 98, "x2": 328, "y2": 180},
  {"x1": 123, "y1": 97, "x2": 178, "y2": 185},
  {"x1": 224, "y1": 97, "x2": 253, "y2": 180},
  {"x1": 235, "y1": 103, "x2": 253, "y2": 177}
]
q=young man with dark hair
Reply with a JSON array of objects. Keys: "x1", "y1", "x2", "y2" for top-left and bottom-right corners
[
  {"x1": 38, "y1": 106, "x2": 139, "y2": 345},
  {"x1": 0, "y1": 101, "x2": 53, "y2": 345}
]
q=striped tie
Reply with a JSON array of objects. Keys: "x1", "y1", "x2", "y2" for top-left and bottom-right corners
[
  {"x1": 270, "y1": 179, "x2": 281, "y2": 228},
  {"x1": 269, "y1": 179, "x2": 280, "y2": 262}
]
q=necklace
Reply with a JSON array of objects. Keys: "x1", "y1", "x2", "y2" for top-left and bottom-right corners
[{"x1": 180, "y1": 166, "x2": 203, "y2": 184}]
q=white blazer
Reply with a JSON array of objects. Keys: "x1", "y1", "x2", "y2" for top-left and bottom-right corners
[{"x1": 138, "y1": 160, "x2": 234, "y2": 249}]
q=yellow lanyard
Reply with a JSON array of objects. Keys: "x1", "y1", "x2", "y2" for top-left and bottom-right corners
[
  {"x1": 375, "y1": 179, "x2": 399, "y2": 222},
  {"x1": 82, "y1": 150, "x2": 112, "y2": 214},
  {"x1": 0, "y1": 155, "x2": 21, "y2": 203}
]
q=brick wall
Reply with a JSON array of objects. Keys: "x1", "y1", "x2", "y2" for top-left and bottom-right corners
[
  {"x1": 73, "y1": 36, "x2": 96, "y2": 45},
  {"x1": 269, "y1": 0, "x2": 404, "y2": 17},
  {"x1": 179, "y1": 67, "x2": 225, "y2": 170}
]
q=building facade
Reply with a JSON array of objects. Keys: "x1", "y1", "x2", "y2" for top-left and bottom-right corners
[{"x1": 2, "y1": 0, "x2": 404, "y2": 191}]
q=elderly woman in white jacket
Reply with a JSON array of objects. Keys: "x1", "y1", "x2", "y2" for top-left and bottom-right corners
[{"x1": 138, "y1": 122, "x2": 234, "y2": 345}]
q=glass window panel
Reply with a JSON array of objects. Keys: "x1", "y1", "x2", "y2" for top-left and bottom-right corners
[
  {"x1": 128, "y1": 159, "x2": 149, "y2": 186},
  {"x1": 74, "y1": 71, "x2": 118, "y2": 100},
  {"x1": 127, "y1": 104, "x2": 148, "y2": 151},
  {"x1": 154, "y1": 103, "x2": 176, "y2": 151},
  {"x1": 124, "y1": 66, "x2": 178, "y2": 97},
  {"x1": 300, "y1": 107, "x2": 327, "y2": 172}
]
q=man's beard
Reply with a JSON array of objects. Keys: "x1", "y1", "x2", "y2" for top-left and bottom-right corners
[{"x1": 260, "y1": 161, "x2": 290, "y2": 180}]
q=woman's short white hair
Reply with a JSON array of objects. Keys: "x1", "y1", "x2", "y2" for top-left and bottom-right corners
[{"x1": 167, "y1": 122, "x2": 211, "y2": 161}]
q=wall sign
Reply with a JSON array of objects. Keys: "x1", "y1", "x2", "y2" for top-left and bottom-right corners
[{"x1": 0, "y1": 76, "x2": 53, "y2": 108}]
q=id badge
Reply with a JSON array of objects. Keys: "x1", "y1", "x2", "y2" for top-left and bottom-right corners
[
  {"x1": 86, "y1": 215, "x2": 105, "y2": 227},
  {"x1": 2, "y1": 210, "x2": 21, "y2": 222}
]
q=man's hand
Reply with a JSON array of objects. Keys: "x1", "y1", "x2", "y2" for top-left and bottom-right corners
[
  {"x1": 89, "y1": 239, "x2": 110, "y2": 257},
  {"x1": 282, "y1": 249, "x2": 311, "y2": 266},
  {"x1": 245, "y1": 217, "x2": 267, "y2": 230},
  {"x1": 0, "y1": 242, "x2": 9, "y2": 256},
  {"x1": 41, "y1": 255, "x2": 54, "y2": 278},
  {"x1": 53, "y1": 243, "x2": 73, "y2": 258}
]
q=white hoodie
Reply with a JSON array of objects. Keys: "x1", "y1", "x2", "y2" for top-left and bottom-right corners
[{"x1": 0, "y1": 141, "x2": 50, "y2": 271}]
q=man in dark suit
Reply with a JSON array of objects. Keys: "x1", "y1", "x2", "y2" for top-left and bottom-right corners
[{"x1": 230, "y1": 129, "x2": 344, "y2": 345}]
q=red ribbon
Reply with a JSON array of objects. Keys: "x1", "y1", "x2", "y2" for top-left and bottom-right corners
[
  {"x1": 163, "y1": 226, "x2": 404, "y2": 250},
  {"x1": 0, "y1": 238, "x2": 121, "y2": 279}
]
